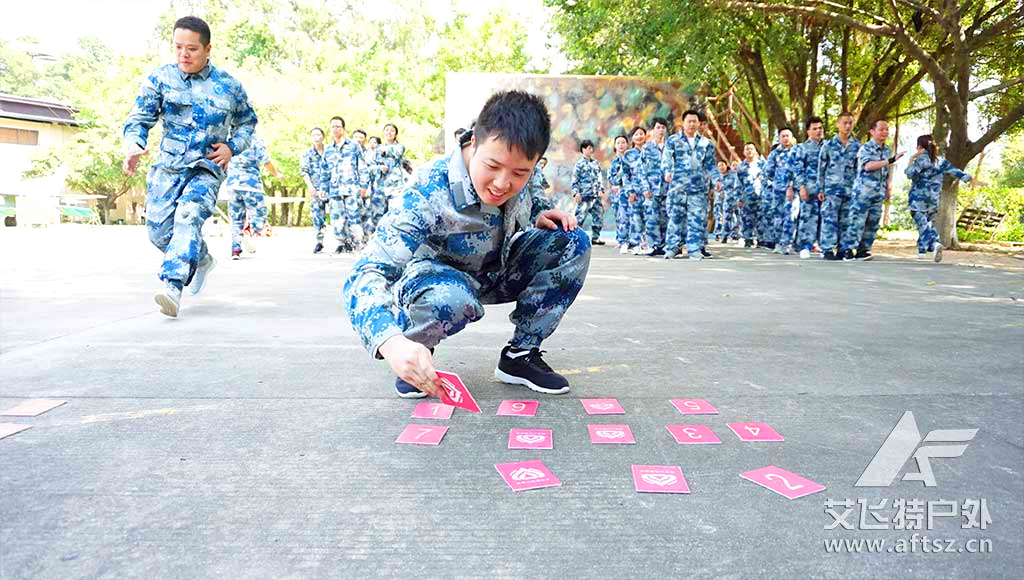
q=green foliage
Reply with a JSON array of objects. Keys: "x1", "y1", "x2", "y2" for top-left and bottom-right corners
[{"x1": 993, "y1": 133, "x2": 1024, "y2": 188}]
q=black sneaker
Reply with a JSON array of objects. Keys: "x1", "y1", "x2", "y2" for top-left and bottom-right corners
[
  {"x1": 720, "y1": 237, "x2": 729, "y2": 244},
  {"x1": 494, "y1": 345, "x2": 570, "y2": 395},
  {"x1": 744, "y1": 239, "x2": 754, "y2": 248},
  {"x1": 822, "y1": 250, "x2": 838, "y2": 261},
  {"x1": 313, "y1": 242, "x2": 324, "y2": 254},
  {"x1": 700, "y1": 247, "x2": 713, "y2": 258},
  {"x1": 855, "y1": 249, "x2": 874, "y2": 261},
  {"x1": 842, "y1": 249, "x2": 856, "y2": 261},
  {"x1": 334, "y1": 243, "x2": 349, "y2": 254},
  {"x1": 592, "y1": 238, "x2": 606, "y2": 246},
  {"x1": 395, "y1": 376, "x2": 428, "y2": 399},
  {"x1": 648, "y1": 247, "x2": 666, "y2": 257}
]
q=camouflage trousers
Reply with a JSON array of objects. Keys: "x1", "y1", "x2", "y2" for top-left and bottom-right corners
[
  {"x1": 574, "y1": 197, "x2": 604, "y2": 241},
  {"x1": 628, "y1": 196, "x2": 647, "y2": 247},
  {"x1": 365, "y1": 193, "x2": 389, "y2": 237},
  {"x1": 395, "y1": 227, "x2": 591, "y2": 350},
  {"x1": 329, "y1": 196, "x2": 364, "y2": 246},
  {"x1": 614, "y1": 192, "x2": 631, "y2": 245},
  {"x1": 819, "y1": 186, "x2": 854, "y2": 252},
  {"x1": 310, "y1": 197, "x2": 328, "y2": 243},
  {"x1": 846, "y1": 192, "x2": 886, "y2": 252},
  {"x1": 796, "y1": 195, "x2": 821, "y2": 251},
  {"x1": 909, "y1": 198, "x2": 940, "y2": 253},
  {"x1": 644, "y1": 194, "x2": 668, "y2": 249},
  {"x1": 664, "y1": 188, "x2": 708, "y2": 256},
  {"x1": 145, "y1": 167, "x2": 218, "y2": 285},
  {"x1": 228, "y1": 188, "x2": 267, "y2": 252},
  {"x1": 740, "y1": 198, "x2": 761, "y2": 241}
]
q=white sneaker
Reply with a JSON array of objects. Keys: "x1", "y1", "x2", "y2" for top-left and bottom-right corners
[
  {"x1": 782, "y1": 245, "x2": 791, "y2": 255},
  {"x1": 799, "y1": 249, "x2": 810, "y2": 260},
  {"x1": 190, "y1": 254, "x2": 216, "y2": 296},
  {"x1": 772, "y1": 246, "x2": 783, "y2": 254},
  {"x1": 619, "y1": 244, "x2": 631, "y2": 255},
  {"x1": 916, "y1": 253, "x2": 928, "y2": 260},
  {"x1": 933, "y1": 243, "x2": 943, "y2": 263},
  {"x1": 688, "y1": 254, "x2": 703, "y2": 261},
  {"x1": 242, "y1": 231, "x2": 256, "y2": 253},
  {"x1": 154, "y1": 283, "x2": 181, "y2": 318}
]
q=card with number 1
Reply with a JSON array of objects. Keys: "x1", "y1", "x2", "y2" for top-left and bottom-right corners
[{"x1": 411, "y1": 402, "x2": 454, "y2": 420}]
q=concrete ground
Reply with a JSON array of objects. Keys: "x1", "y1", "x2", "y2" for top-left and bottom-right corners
[{"x1": 1, "y1": 225, "x2": 1021, "y2": 580}]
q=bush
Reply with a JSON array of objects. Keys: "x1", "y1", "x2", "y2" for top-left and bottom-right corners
[{"x1": 956, "y1": 185, "x2": 1024, "y2": 241}]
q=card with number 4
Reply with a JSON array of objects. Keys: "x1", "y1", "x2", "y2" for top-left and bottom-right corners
[
  {"x1": 435, "y1": 370, "x2": 481, "y2": 413},
  {"x1": 740, "y1": 466, "x2": 825, "y2": 499},
  {"x1": 727, "y1": 422, "x2": 784, "y2": 442},
  {"x1": 395, "y1": 424, "x2": 449, "y2": 446}
]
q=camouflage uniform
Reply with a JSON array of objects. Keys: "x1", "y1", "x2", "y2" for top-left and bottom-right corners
[
  {"x1": 363, "y1": 147, "x2": 389, "y2": 235},
  {"x1": 608, "y1": 155, "x2": 630, "y2": 246},
  {"x1": 817, "y1": 135, "x2": 860, "y2": 253},
  {"x1": 571, "y1": 156, "x2": 605, "y2": 241},
  {"x1": 662, "y1": 133, "x2": 721, "y2": 256},
  {"x1": 761, "y1": 144, "x2": 799, "y2": 247},
  {"x1": 343, "y1": 148, "x2": 591, "y2": 357},
  {"x1": 641, "y1": 140, "x2": 669, "y2": 250},
  {"x1": 300, "y1": 144, "x2": 328, "y2": 243},
  {"x1": 905, "y1": 155, "x2": 971, "y2": 254},
  {"x1": 123, "y1": 62, "x2": 256, "y2": 285},
  {"x1": 736, "y1": 158, "x2": 764, "y2": 242},
  {"x1": 378, "y1": 142, "x2": 407, "y2": 208},
  {"x1": 846, "y1": 139, "x2": 892, "y2": 253},
  {"x1": 791, "y1": 138, "x2": 824, "y2": 251},
  {"x1": 225, "y1": 134, "x2": 270, "y2": 254},
  {"x1": 526, "y1": 163, "x2": 552, "y2": 223},
  {"x1": 623, "y1": 147, "x2": 649, "y2": 247},
  {"x1": 319, "y1": 138, "x2": 369, "y2": 247},
  {"x1": 714, "y1": 168, "x2": 739, "y2": 239}
]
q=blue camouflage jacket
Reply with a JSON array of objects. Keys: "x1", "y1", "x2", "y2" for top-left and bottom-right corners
[
  {"x1": 762, "y1": 145, "x2": 799, "y2": 193},
  {"x1": 662, "y1": 132, "x2": 721, "y2": 194},
  {"x1": 300, "y1": 145, "x2": 326, "y2": 196},
  {"x1": 790, "y1": 139, "x2": 824, "y2": 193},
  {"x1": 817, "y1": 134, "x2": 861, "y2": 191},
  {"x1": 571, "y1": 156, "x2": 604, "y2": 199},
  {"x1": 343, "y1": 148, "x2": 535, "y2": 356},
  {"x1": 621, "y1": 147, "x2": 649, "y2": 196},
  {"x1": 736, "y1": 158, "x2": 764, "y2": 204},
  {"x1": 123, "y1": 63, "x2": 257, "y2": 178},
  {"x1": 320, "y1": 138, "x2": 369, "y2": 198},
  {"x1": 225, "y1": 135, "x2": 269, "y2": 192},
  {"x1": 905, "y1": 155, "x2": 971, "y2": 209},
  {"x1": 854, "y1": 140, "x2": 893, "y2": 197},
  {"x1": 641, "y1": 140, "x2": 667, "y2": 195}
]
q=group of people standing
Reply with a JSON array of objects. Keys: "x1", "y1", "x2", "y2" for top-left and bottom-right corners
[
  {"x1": 571, "y1": 110, "x2": 978, "y2": 262},
  {"x1": 297, "y1": 118, "x2": 410, "y2": 255}
]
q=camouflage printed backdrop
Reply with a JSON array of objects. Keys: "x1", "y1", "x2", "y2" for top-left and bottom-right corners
[{"x1": 445, "y1": 73, "x2": 696, "y2": 211}]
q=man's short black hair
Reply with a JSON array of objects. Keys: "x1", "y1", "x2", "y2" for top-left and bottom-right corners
[
  {"x1": 174, "y1": 16, "x2": 211, "y2": 46},
  {"x1": 806, "y1": 116, "x2": 824, "y2": 131},
  {"x1": 352, "y1": 129, "x2": 367, "y2": 138},
  {"x1": 579, "y1": 139, "x2": 595, "y2": 152},
  {"x1": 838, "y1": 111, "x2": 854, "y2": 120},
  {"x1": 474, "y1": 90, "x2": 551, "y2": 161},
  {"x1": 330, "y1": 116, "x2": 345, "y2": 128},
  {"x1": 652, "y1": 117, "x2": 669, "y2": 130},
  {"x1": 681, "y1": 109, "x2": 701, "y2": 122},
  {"x1": 779, "y1": 126, "x2": 794, "y2": 135},
  {"x1": 870, "y1": 118, "x2": 888, "y2": 130}
]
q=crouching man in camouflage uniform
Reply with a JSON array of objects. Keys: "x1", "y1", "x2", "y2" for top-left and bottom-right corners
[
  {"x1": 343, "y1": 91, "x2": 591, "y2": 398},
  {"x1": 123, "y1": 16, "x2": 257, "y2": 317}
]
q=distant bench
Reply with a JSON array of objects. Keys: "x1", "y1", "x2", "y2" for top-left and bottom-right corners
[{"x1": 957, "y1": 208, "x2": 1006, "y2": 240}]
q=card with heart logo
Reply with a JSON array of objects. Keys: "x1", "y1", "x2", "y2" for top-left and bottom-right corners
[
  {"x1": 587, "y1": 424, "x2": 636, "y2": 444},
  {"x1": 496, "y1": 400, "x2": 539, "y2": 417},
  {"x1": 670, "y1": 399, "x2": 718, "y2": 415},
  {"x1": 411, "y1": 402, "x2": 454, "y2": 420},
  {"x1": 495, "y1": 459, "x2": 561, "y2": 491},
  {"x1": 0, "y1": 423, "x2": 32, "y2": 440},
  {"x1": 435, "y1": 370, "x2": 481, "y2": 413},
  {"x1": 666, "y1": 424, "x2": 721, "y2": 445},
  {"x1": 740, "y1": 466, "x2": 825, "y2": 499},
  {"x1": 727, "y1": 422, "x2": 784, "y2": 442},
  {"x1": 580, "y1": 398, "x2": 625, "y2": 415},
  {"x1": 0, "y1": 399, "x2": 66, "y2": 417},
  {"x1": 508, "y1": 428, "x2": 553, "y2": 450},
  {"x1": 632, "y1": 465, "x2": 691, "y2": 494},
  {"x1": 394, "y1": 424, "x2": 449, "y2": 446}
]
